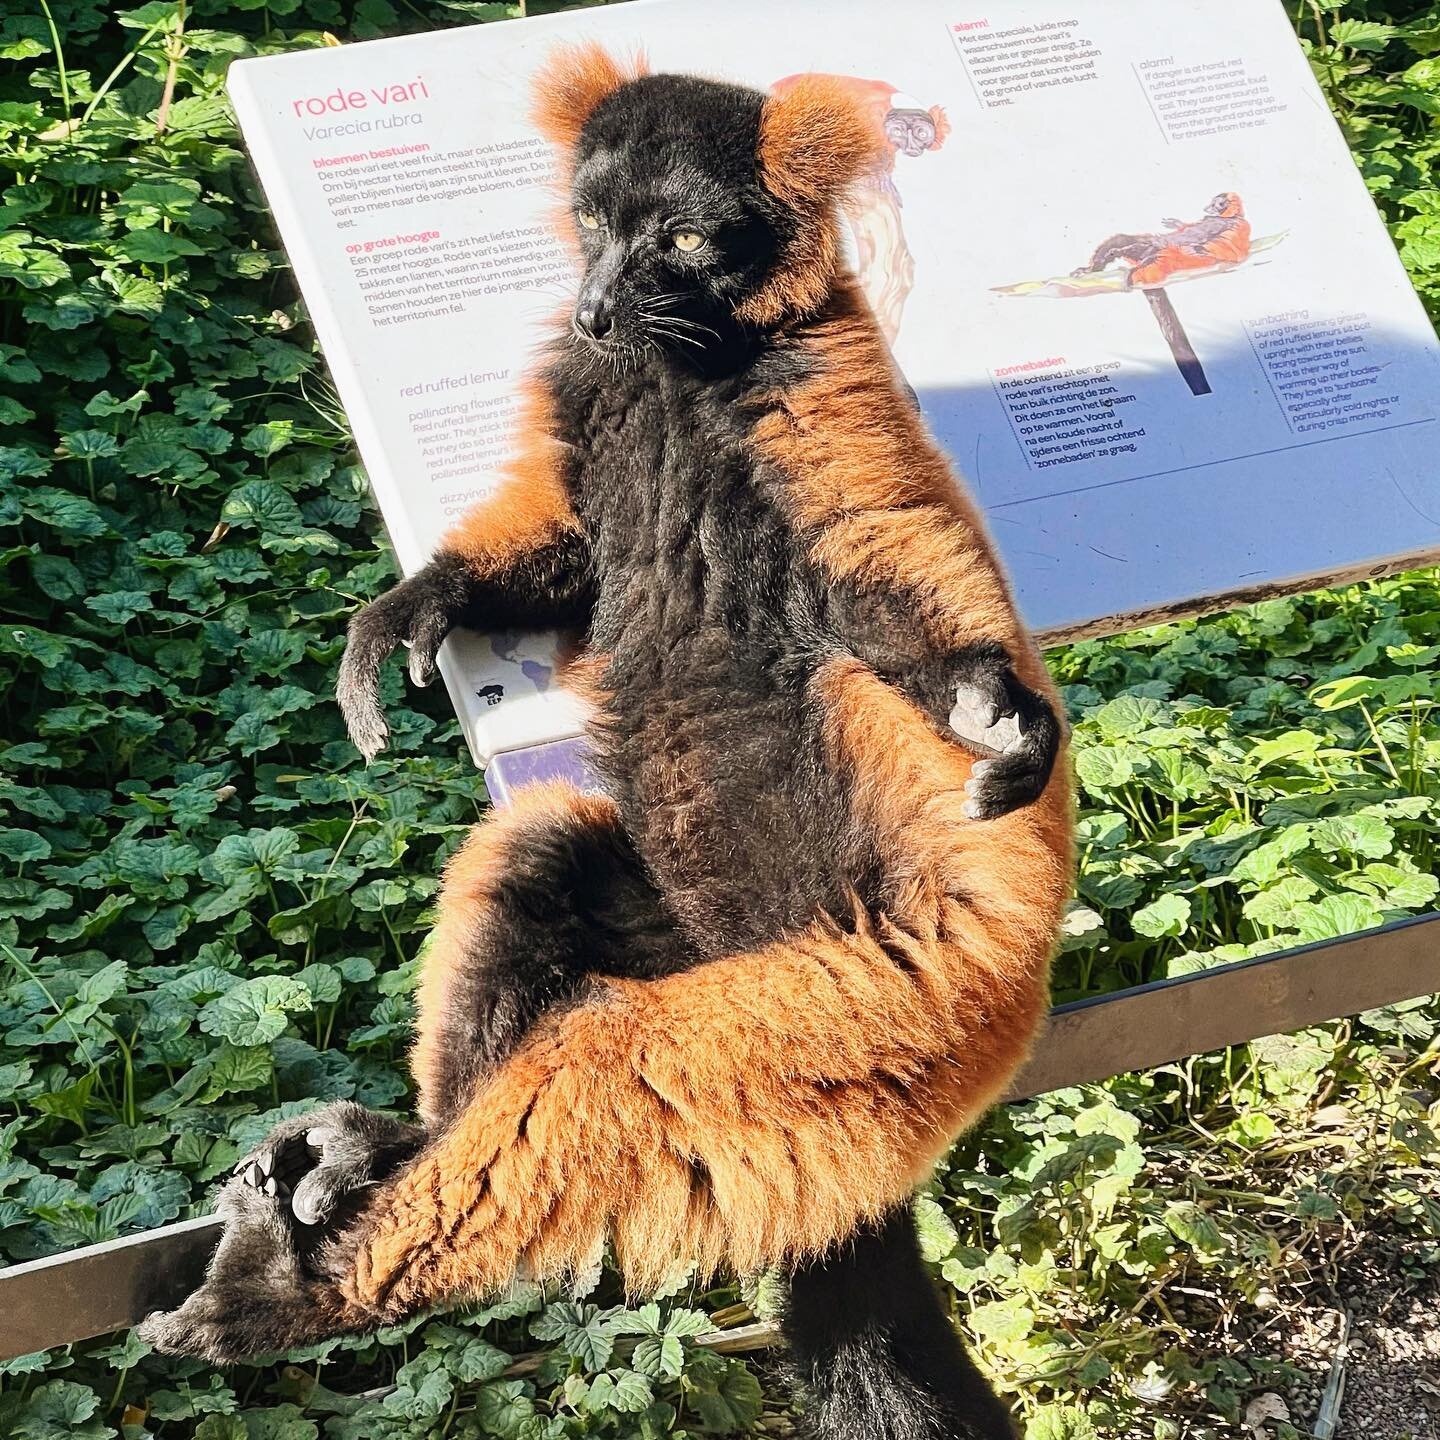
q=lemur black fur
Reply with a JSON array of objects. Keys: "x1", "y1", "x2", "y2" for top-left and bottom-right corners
[{"x1": 141, "y1": 50, "x2": 1073, "y2": 1440}]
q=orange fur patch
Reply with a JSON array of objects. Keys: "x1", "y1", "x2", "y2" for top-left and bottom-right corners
[
  {"x1": 530, "y1": 41, "x2": 648, "y2": 154},
  {"x1": 440, "y1": 374, "x2": 580, "y2": 578},
  {"x1": 738, "y1": 75, "x2": 886, "y2": 327},
  {"x1": 751, "y1": 284, "x2": 1056, "y2": 690}
]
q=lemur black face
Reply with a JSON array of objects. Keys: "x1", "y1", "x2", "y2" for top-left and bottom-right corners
[{"x1": 568, "y1": 74, "x2": 782, "y2": 362}]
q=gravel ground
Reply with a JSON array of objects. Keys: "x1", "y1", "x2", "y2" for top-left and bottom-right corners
[{"x1": 1273, "y1": 1235, "x2": 1440, "y2": 1439}]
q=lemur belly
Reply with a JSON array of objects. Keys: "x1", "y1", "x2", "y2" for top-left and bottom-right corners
[{"x1": 571, "y1": 365, "x2": 872, "y2": 953}]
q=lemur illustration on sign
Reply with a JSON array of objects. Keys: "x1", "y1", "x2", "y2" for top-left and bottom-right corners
[
  {"x1": 142, "y1": 48, "x2": 1072, "y2": 1440},
  {"x1": 998, "y1": 193, "x2": 1284, "y2": 396},
  {"x1": 1073, "y1": 192, "x2": 1253, "y2": 289},
  {"x1": 773, "y1": 74, "x2": 949, "y2": 345}
]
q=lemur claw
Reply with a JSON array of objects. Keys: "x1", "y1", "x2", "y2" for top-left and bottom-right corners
[{"x1": 233, "y1": 1102, "x2": 424, "y2": 1230}]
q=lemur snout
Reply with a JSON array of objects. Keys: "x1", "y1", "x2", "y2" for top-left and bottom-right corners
[{"x1": 575, "y1": 295, "x2": 613, "y2": 340}]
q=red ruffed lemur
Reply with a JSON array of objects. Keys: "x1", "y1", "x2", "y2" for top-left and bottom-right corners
[{"x1": 142, "y1": 46, "x2": 1073, "y2": 1440}]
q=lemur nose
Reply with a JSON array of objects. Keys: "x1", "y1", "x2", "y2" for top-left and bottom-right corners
[{"x1": 575, "y1": 300, "x2": 612, "y2": 340}]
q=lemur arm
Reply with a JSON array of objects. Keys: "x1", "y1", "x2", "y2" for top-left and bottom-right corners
[
  {"x1": 830, "y1": 579, "x2": 1061, "y2": 817},
  {"x1": 337, "y1": 376, "x2": 593, "y2": 759},
  {"x1": 762, "y1": 287, "x2": 1063, "y2": 818}
]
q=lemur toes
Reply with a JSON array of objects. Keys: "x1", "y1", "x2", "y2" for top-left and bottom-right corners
[
  {"x1": 236, "y1": 1101, "x2": 424, "y2": 1229},
  {"x1": 404, "y1": 605, "x2": 452, "y2": 688},
  {"x1": 235, "y1": 1128, "x2": 318, "y2": 1206}
]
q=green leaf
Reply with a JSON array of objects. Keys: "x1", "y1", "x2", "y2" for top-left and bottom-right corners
[
  {"x1": 1242, "y1": 875, "x2": 1319, "y2": 930},
  {"x1": 967, "y1": 1298, "x2": 1034, "y2": 1343},
  {"x1": 529, "y1": 1302, "x2": 618, "y2": 1370},
  {"x1": 220, "y1": 481, "x2": 302, "y2": 531},
  {"x1": 1287, "y1": 893, "x2": 1384, "y2": 942},
  {"x1": 608, "y1": 1370, "x2": 653, "y2": 1412},
  {"x1": 199, "y1": 977, "x2": 312, "y2": 1046},
  {"x1": 194, "y1": 1419, "x2": 246, "y2": 1440},
  {"x1": 31, "y1": 1072, "x2": 97, "y2": 1128},
  {"x1": 1310, "y1": 813, "x2": 1394, "y2": 859},
  {"x1": 14, "y1": 1380, "x2": 110, "y2": 1440},
  {"x1": 113, "y1": 229, "x2": 206, "y2": 264},
  {"x1": 1131, "y1": 892, "x2": 1191, "y2": 939},
  {"x1": 383, "y1": 1354, "x2": 453, "y2": 1420},
  {"x1": 0, "y1": 830, "x2": 51, "y2": 863},
  {"x1": 242, "y1": 421, "x2": 295, "y2": 457},
  {"x1": 1332, "y1": 18, "x2": 1397, "y2": 50},
  {"x1": 1308, "y1": 675, "x2": 1383, "y2": 710},
  {"x1": 685, "y1": 1356, "x2": 763, "y2": 1433},
  {"x1": 21, "y1": 488, "x2": 106, "y2": 536},
  {"x1": 1163, "y1": 1201, "x2": 1225, "y2": 1254},
  {"x1": 242, "y1": 1406, "x2": 318, "y2": 1440},
  {"x1": 1350, "y1": 862, "x2": 1439, "y2": 909},
  {"x1": 1074, "y1": 746, "x2": 1136, "y2": 791},
  {"x1": 90, "y1": 1162, "x2": 188, "y2": 1228},
  {"x1": 912, "y1": 1193, "x2": 959, "y2": 1261},
  {"x1": 471, "y1": 1380, "x2": 536, "y2": 1439},
  {"x1": 1092, "y1": 695, "x2": 1167, "y2": 738},
  {"x1": 88, "y1": 590, "x2": 153, "y2": 625},
  {"x1": 203, "y1": 1044, "x2": 274, "y2": 1100},
  {"x1": 442, "y1": 1333, "x2": 510, "y2": 1384},
  {"x1": 1027, "y1": 1404, "x2": 1100, "y2": 1440},
  {"x1": 1247, "y1": 729, "x2": 1322, "y2": 767},
  {"x1": 632, "y1": 1332, "x2": 686, "y2": 1379},
  {"x1": 59, "y1": 429, "x2": 118, "y2": 460}
]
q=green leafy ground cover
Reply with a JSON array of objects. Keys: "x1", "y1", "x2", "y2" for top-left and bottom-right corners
[{"x1": 0, "y1": 1, "x2": 1437, "y2": 1436}]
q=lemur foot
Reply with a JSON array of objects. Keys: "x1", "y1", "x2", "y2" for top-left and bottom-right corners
[
  {"x1": 949, "y1": 657, "x2": 1062, "y2": 821},
  {"x1": 337, "y1": 557, "x2": 474, "y2": 760},
  {"x1": 235, "y1": 1101, "x2": 424, "y2": 1228},
  {"x1": 137, "y1": 1177, "x2": 347, "y2": 1362},
  {"x1": 138, "y1": 1105, "x2": 422, "y2": 1362}
]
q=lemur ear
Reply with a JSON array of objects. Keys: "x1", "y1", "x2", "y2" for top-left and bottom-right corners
[
  {"x1": 530, "y1": 41, "x2": 649, "y2": 152},
  {"x1": 738, "y1": 75, "x2": 883, "y2": 327},
  {"x1": 754, "y1": 74, "x2": 883, "y2": 208}
]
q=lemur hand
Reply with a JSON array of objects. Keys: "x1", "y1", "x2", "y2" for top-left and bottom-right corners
[
  {"x1": 337, "y1": 557, "x2": 474, "y2": 761},
  {"x1": 948, "y1": 657, "x2": 1061, "y2": 820}
]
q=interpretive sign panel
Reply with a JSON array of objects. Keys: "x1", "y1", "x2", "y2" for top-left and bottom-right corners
[{"x1": 230, "y1": 0, "x2": 1440, "y2": 762}]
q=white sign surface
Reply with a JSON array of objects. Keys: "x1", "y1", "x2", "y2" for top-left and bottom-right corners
[{"x1": 229, "y1": 0, "x2": 1440, "y2": 764}]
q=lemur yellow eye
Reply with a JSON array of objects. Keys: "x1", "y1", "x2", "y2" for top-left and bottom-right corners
[
  {"x1": 672, "y1": 229, "x2": 705, "y2": 253},
  {"x1": 578, "y1": 211, "x2": 601, "y2": 231}
]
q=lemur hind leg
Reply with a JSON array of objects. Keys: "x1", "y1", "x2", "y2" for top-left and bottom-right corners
[
  {"x1": 1071, "y1": 232, "x2": 1154, "y2": 277},
  {"x1": 254, "y1": 781, "x2": 692, "y2": 1220},
  {"x1": 409, "y1": 779, "x2": 696, "y2": 1127},
  {"x1": 784, "y1": 1206, "x2": 1017, "y2": 1440},
  {"x1": 142, "y1": 781, "x2": 694, "y2": 1359}
]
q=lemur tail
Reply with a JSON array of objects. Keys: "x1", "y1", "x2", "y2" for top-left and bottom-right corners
[{"x1": 784, "y1": 1205, "x2": 1017, "y2": 1440}]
